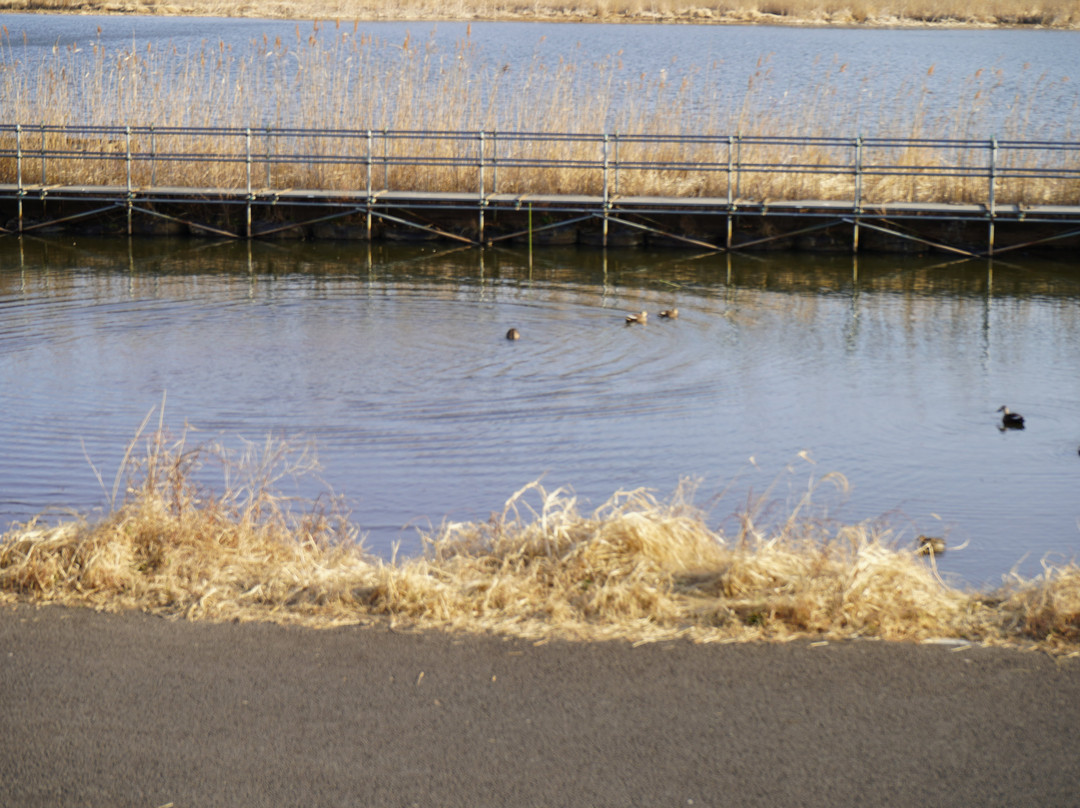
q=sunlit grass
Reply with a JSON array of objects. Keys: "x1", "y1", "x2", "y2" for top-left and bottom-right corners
[{"x1": 2, "y1": 418, "x2": 1077, "y2": 652}]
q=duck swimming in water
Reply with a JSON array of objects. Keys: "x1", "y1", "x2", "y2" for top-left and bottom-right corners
[
  {"x1": 997, "y1": 405, "x2": 1025, "y2": 429},
  {"x1": 659, "y1": 309, "x2": 679, "y2": 319},
  {"x1": 506, "y1": 328, "x2": 520, "y2": 340},
  {"x1": 625, "y1": 311, "x2": 648, "y2": 325}
]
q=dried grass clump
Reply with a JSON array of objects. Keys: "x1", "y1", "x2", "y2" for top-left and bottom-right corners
[
  {"x1": 0, "y1": 422, "x2": 379, "y2": 625},
  {"x1": 2, "y1": 423, "x2": 1078, "y2": 652},
  {"x1": 412, "y1": 475, "x2": 981, "y2": 644},
  {"x1": 995, "y1": 563, "x2": 1080, "y2": 651}
]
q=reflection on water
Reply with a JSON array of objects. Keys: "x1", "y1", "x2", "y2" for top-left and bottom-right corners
[{"x1": 1, "y1": 236, "x2": 1078, "y2": 585}]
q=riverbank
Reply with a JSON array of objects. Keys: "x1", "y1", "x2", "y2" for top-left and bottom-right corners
[
  {"x1": 2, "y1": 602, "x2": 1079, "y2": 807},
  {"x1": 2, "y1": 428, "x2": 1079, "y2": 653},
  {"x1": 1, "y1": 0, "x2": 1078, "y2": 28}
]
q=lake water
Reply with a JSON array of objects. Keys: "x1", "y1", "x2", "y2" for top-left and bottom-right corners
[
  {"x1": 2, "y1": 14, "x2": 1079, "y2": 135},
  {"x1": 2, "y1": 16, "x2": 1078, "y2": 586},
  {"x1": 1, "y1": 236, "x2": 1078, "y2": 587}
]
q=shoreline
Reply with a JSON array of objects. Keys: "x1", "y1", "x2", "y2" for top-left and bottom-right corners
[{"x1": 1, "y1": 1, "x2": 1077, "y2": 30}]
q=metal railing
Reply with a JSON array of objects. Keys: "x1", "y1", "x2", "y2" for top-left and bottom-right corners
[
  {"x1": 2, "y1": 124, "x2": 1079, "y2": 208},
  {"x1": 2, "y1": 124, "x2": 1079, "y2": 255}
]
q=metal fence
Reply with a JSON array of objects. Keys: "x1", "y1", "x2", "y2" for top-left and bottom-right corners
[
  {"x1": 2, "y1": 124, "x2": 1079, "y2": 255},
  {"x1": 2, "y1": 124, "x2": 1079, "y2": 205}
]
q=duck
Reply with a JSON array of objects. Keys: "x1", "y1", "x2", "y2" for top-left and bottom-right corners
[
  {"x1": 659, "y1": 309, "x2": 679, "y2": 319},
  {"x1": 997, "y1": 405, "x2": 1025, "y2": 429},
  {"x1": 917, "y1": 535, "x2": 946, "y2": 556},
  {"x1": 625, "y1": 311, "x2": 648, "y2": 325},
  {"x1": 506, "y1": 328, "x2": 520, "y2": 341}
]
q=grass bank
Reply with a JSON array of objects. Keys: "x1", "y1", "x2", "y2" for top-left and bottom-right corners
[
  {"x1": 2, "y1": 420, "x2": 1077, "y2": 652},
  {"x1": 2, "y1": 27, "x2": 1077, "y2": 205},
  {"x1": 1, "y1": 0, "x2": 1078, "y2": 28}
]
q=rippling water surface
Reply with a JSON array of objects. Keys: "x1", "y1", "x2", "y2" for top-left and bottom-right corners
[{"x1": 1, "y1": 237, "x2": 1078, "y2": 585}]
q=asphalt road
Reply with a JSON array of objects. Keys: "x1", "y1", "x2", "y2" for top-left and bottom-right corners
[{"x1": 2, "y1": 603, "x2": 1078, "y2": 807}]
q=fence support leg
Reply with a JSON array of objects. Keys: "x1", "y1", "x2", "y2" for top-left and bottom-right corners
[
  {"x1": 853, "y1": 135, "x2": 862, "y2": 254},
  {"x1": 726, "y1": 134, "x2": 737, "y2": 250},
  {"x1": 602, "y1": 133, "x2": 610, "y2": 249},
  {"x1": 125, "y1": 126, "x2": 133, "y2": 237},
  {"x1": 988, "y1": 135, "x2": 998, "y2": 257},
  {"x1": 245, "y1": 128, "x2": 253, "y2": 240},
  {"x1": 478, "y1": 131, "x2": 486, "y2": 244},
  {"x1": 15, "y1": 124, "x2": 23, "y2": 233},
  {"x1": 366, "y1": 130, "x2": 373, "y2": 241}
]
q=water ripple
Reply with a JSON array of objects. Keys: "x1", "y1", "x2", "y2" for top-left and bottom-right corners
[{"x1": 3, "y1": 246, "x2": 1080, "y2": 585}]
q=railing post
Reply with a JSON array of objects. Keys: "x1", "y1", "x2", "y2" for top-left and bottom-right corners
[
  {"x1": 366, "y1": 129, "x2": 373, "y2": 240},
  {"x1": 613, "y1": 132, "x2": 619, "y2": 197},
  {"x1": 491, "y1": 129, "x2": 498, "y2": 194},
  {"x1": 853, "y1": 135, "x2": 863, "y2": 254},
  {"x1": 125, "y1": 125, "x2": 133, "y2": 236},
  {"x1": 602, "y1": 133, "x2": 610, "y2": 248},
  {"x1": 40, "y1": 123, "x2": 46, "y2": 186},
  {"x1": 15, "y1": 123, "x2": 23, "y2": 232},
  {"x1": 988, "y1": 135, "x2": 998, "y2": 256},
  {"x1": 733, "y1": 133, "x2": 742, "y2": 204},
  {"x1": 727, "y1": 133, "x2": 739, "y2": 250},
  {"x1": 245, "y1": 127, "x2": 253, "y2": 239},
  {"x1": 478, "y1": 130, "x2": 486, "y2": 243},
  {"x1": 149, "y1": 125, "x2": 156, "y2": 186},
  {"x1": 265, "y1": 126, "x2": 272, "y2": 188},
  {"x1": 382, "y1": 128, "x2": 389, "y2": 190}
]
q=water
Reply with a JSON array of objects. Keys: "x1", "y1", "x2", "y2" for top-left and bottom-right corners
[
  {"x1": 1, "y1": 236, "x2": 1078, "y2": 586},
  {"x1": 2, "y1": 14, "x2": 1079, "y2": 134},
  {"x1": 1, "y1": 16, "x2": 1078, "y2": 584}
]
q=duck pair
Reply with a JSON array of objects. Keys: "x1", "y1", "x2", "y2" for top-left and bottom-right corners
[{"x1": 626, "y1": 309, "x2": 678, "y2": 324}]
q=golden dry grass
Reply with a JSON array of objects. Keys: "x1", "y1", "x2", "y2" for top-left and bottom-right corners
[
  {"x1": 2, "y1": 420, "x2": 1077, "y2": 653},
  {"x1": 1, "y1": 0, "x2": 1077, "y2": 28}
]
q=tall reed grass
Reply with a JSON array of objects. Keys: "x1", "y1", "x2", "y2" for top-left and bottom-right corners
[
  {"x1": 2, "y1": 420, "x2": 1077, "y2": 652},
  {"x1": 2, "y1": 0, "x2": 1078, "y2": 28},
  {"x1": 1, "y1": 27, "x2": 1077, "y2": 204}
]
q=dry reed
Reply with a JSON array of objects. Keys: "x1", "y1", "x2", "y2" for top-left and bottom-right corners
[
  {"x1": 1, "y1": 27, "x2": 1077, "y2": 205},
  {"x1": 2, "y1": 421, "x2": 1077, "y2": 653}
]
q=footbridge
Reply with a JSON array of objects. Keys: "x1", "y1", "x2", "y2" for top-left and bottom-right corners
[{"x1": 2, "y1": 125, "x2": 1078, "y2": 257}]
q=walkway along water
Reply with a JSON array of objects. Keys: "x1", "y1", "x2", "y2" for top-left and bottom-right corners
[{"x1": 2, "y1": 125, "x2": 1079, "y2": 256}]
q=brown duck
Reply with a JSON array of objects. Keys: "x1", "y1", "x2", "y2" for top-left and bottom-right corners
[{"x1": 997, "y1": 406, "x2": 1024, "y2": 429}]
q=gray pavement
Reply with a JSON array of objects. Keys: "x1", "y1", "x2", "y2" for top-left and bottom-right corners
[{"x1": 2, "y1": 603, "x2": 1078, "y2": 807}]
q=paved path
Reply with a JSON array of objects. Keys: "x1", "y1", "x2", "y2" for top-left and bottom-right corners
[{"x1": 2, "y1": 604, "x2": 1078, "y2": 807}]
